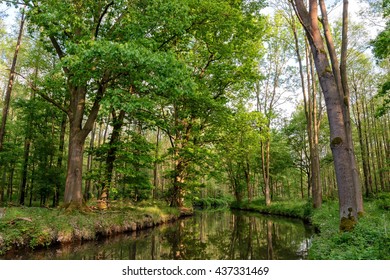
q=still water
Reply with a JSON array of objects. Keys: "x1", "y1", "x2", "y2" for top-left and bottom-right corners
[{"x1": 3, "y1": 210, "x2": 313, "y2": 260}]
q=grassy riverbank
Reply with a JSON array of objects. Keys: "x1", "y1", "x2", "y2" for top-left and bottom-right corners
[
  {"x1": 0, "y1": 201, "x2": 188, "y2": 256},
  {"x1": 192, "y1": 196, "x2": 233, "y2": 209},
  {"x1": 231, "y1": 194, "x2": 390, "y2": 260},
  {"x1": 231, "y1": 199, "x2": 312, "y2": 221}
]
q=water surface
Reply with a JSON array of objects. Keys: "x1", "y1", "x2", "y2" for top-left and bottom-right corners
[{"x1": 2, "y1": 210, "x2": 313, "y2": 260}]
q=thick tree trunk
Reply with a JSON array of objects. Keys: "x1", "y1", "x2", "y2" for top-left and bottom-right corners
[
  {"x1": 319, "y1": 0, "x2": 363, "y2": 213},
  {"x1": 62, "y1": 75, "x2": 104, "y2": 208},
  {"x1": 293, "y1": 0, "x2": 358, "y2": 230},
  {"x1": 63, "y1": 132, "x2": 85, "y2": 207},
  {"x1": 338, "y1": 0, "x2": 363, "y2": 213},
  {"x1": 170, "y1": 154, "x2": 185, "y2": 207}
]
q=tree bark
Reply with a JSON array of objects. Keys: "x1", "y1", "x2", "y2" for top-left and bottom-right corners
[
  {"x1": 261, "y1": 140, "x2": 271, "y2": 206},
  {"x1": 338, "y1": 0, "x2": 363, "y2": 213},
  {"x1": 353, "y1": 86, "x2": 372, "y2": 196},
  {"x1": 83, "y1": 121, "x2": 96, "y2": 202},
  {"x1": 0, "y1": 167, "x2": 6, "y2": 203},
  {"x1": 292, "y1": 21, "x2": 322, "y2": 207},
  {"x1": 63, "y1": 131, "x2": 85, "y2": 207},
  {"x1": 170, "y1": 151, "x2": 185, "y2": 207},
  {"x1": 101, "y1": 109, "x2": 125, "y2": 202},
  {"x1": 309, "y1": 45, "x2": 322, "y2": 208},
  {"x1": 153, "y1": 127, "x2": 160, "y2": 199},
  {"x1": 19, "y1": 136, "x2": 30, "y2": 205},
  {"x1": 318, "y1": 0, "x2": 363, "y2": 213},
  {"x1": 0, "y1": 8, "x2": 25, "y2": 151},
  {"x1": 292, "y1": 0, "x2": 358, "y2": 230}
]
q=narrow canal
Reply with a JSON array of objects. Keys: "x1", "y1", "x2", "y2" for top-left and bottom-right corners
[{"x1": 2, "y1": 210, "x2": 313, "y2": 260}]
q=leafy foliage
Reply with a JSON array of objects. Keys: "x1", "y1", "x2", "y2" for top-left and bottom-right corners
[{"x1": 310, "y1": 197, "x2": 390, "y2": 259}]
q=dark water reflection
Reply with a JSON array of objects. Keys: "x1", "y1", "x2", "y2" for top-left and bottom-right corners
[{"x1": 2, "y1": 210, "x2": 313, "y2": 260}]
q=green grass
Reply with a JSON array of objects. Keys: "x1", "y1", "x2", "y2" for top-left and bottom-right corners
[
  {"x1": 231, "y1": 198, "x2": 312, "y2": 221},
  {"x1": 192, "y1": 196, "x2": 233, "y2": 209},
  {"x1": 309, "y1": 194, "x2": 390, "y2": 260},
  {"x1": 0, "y1": 200, "x2": 181, "y2": 256}
]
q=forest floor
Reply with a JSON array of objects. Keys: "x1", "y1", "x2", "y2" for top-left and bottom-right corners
[
  {"x1": 309, "y1": 194, "x2": 390, "y2": 259},
  {"x1": 0, "y1": 200, "x2": 192, "y2": 256},
  {"x1": 233, "y1": 193, "x2": 390, "y2": 260}
]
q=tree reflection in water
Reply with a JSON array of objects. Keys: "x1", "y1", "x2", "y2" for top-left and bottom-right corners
[{"x1": 1, "y1": 211, "x2": 313, "y2": 260}]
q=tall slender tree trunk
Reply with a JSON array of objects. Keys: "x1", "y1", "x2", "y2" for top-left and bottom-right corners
[
  {"x1": 101, "y1": 109, "x2": 125, "y2": 204},
  {"x1": 371, "y1": 102, "x2": 385, "y2": 191},
  {"x1": 364, "y1": 100, "x2": 378, "y2": 192},
  {"x1": 83, "y1": 122, "x2": 96, "y2": 201},
  {"x1": 7, "y1": 164, "x2": 15, "y2": 202},
  {"x1": 52, "y1": 111, "x2": 67, "y2": 207},
  {"x1": 19, "y1": 67, "x2": 38, "y2": 206},
  {"x1": 291, "y1": 18, "x2": 320, "y2": 205},
  {"x1": 1, "y1": 167, "x2": 6, "y2": 204},
  {"x1": 153, "y1": 127, "x2": 160, "y2": 199},
  {"x1": 360, "y1": 96, "x2": 373, "y2": 194},
  {"x1": 353, "y1": 88, "x2": 372, "y2": 197},
  {"x1": 310, "y1": 47, "x2": 322, "y2": 208},
  {"x1": 245, "y1": 160, "x2": 252, "y2": 202},
  {"x1": 261, "y1": 140, "x2": 271, "y2": 206},
  {"x1": 0, "y1": 9, "x2": 25, "y2": 152},
  {"x1": 293, "y1": 0, "x2": 359, "y2": 230},
  {"x1": 338, "y1": 0, "x2": 363, "y2": 213},
  {"x1": 19, "y1": 136, "x2": 30, "y2": 205}
]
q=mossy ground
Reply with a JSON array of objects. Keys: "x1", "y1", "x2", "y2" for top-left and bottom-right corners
[{"x1": 0, "y1": 200, "x2": 182, "y2": 256}]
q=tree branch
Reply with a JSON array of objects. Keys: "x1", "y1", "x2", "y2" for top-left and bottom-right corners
[
  {"x1": 14, "y1": 71, "x2": 69, "y2": 115},
  {"x1": 49, "y1": 35, "x2": 65, "y2": 58},
  {"x1": 38, "y1": 92, "x2": 69, "y2": 115},
  {"x1": 80, "y1": 73, "x2": 110, "y2": 139},
  {"x1": 49, "y1": 35, "x2": 70, "y2": 75},
  {"x1": 95, "y1": 1, "x2": 114, "y2": 39}
]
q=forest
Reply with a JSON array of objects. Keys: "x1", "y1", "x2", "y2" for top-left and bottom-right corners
[{"x1": 0, "y1": 0, "x2": 389, "y2": 260}]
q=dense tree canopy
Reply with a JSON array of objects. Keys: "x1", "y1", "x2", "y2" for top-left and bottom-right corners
[{"x1": 0, "y1": 0, "x2": 388, "y2": 233}]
